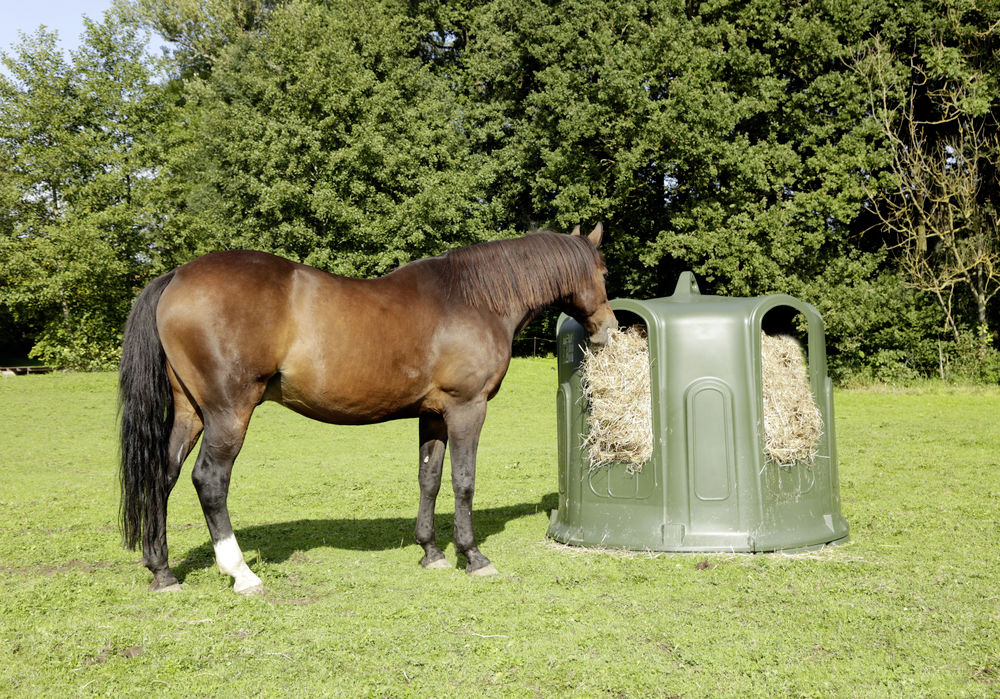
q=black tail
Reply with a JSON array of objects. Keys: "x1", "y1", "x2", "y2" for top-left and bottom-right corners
[{"x1": 119, "y1": 272, "x2": 175, "y2": 551}]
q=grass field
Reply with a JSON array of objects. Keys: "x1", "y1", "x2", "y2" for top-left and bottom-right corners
[{"x1": 1, "y1": 359, "x2": 999, "y2": 697}]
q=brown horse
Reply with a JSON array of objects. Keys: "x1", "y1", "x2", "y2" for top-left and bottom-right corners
[{"x1": 119, "y1": 225, "x2": 616, "y2": 593}]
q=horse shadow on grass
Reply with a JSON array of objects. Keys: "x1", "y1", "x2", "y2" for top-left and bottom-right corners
[{"x1": 173, "y1": 492, "x2": 559, "y2": 579}]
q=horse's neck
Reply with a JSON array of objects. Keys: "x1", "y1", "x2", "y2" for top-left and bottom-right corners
[
  {"x1": 398, "y1": 253, "x2": 564, "y2": 342},
  {"x1": 505, "y1": 305, "x2": 547, "y2": 341}
]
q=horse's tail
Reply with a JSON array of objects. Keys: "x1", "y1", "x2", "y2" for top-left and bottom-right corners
[{"x1": 118, "y1": 272, "x2": 175, "y2": 551}]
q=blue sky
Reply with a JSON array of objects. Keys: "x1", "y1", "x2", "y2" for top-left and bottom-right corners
[{"x1": 1, "y1": 0, "x2": 117, "y2": 55}]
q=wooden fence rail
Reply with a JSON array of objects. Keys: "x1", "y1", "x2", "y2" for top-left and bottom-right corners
[{"x1": 0, "y1": 366, "x2": 55, "y2": 376}]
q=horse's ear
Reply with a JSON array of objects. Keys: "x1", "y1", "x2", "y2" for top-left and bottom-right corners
[
  {"x1": 588, "y1": 222, "x2": 604, "y2": 246},
  {"x1": 570, "y1": 224, "x2": 581, "y2": 236}
]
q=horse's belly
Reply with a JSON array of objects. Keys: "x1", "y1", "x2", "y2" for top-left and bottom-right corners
[{"x1": 264, "y1": 368, "x2": 426, "y2": 425}]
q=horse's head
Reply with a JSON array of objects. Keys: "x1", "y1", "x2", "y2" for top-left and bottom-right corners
[{"x1": 564, "y1": 223, "x2": 618, "y2": 346}]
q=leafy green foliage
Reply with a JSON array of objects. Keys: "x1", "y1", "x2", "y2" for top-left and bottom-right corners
[
  {"x1": 0, "y1": 13, "x2": 166, "y2": 368},
  {"x1": 424, "y1": 1, "x2": 883, "y2": 293},
  {"x1": 411, "y1": 0, "x2": 967, "y2": 379},
  {"x1": 129, "y1": 0, "x2": 284, "y2": 78},
  {"x1": 157, "y1": 0, "x2": 497, "y2": 276},
  {"x1": 853, "y1": 5, "x2": 1000, "y2": 359}
]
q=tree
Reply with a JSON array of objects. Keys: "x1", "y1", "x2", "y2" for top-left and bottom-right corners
[
  {"x1": 856, "y1": 26, "x2": 1000, "y2": 355},
  {"x1": 418, "y1": 0, "x2": 890, "y2": 292},
  {"x1": 413, "y1": 0, "x2": 937, "y2": 376},
  {"x1": 0, "y1": 12, "x2": 166, "y2": 368},
  {"x1": 158, "y1": 0, "x2": 495, "y2": 276},
  {"x1": 127, "y1": 0, "x2": 284, "y2": 77}
]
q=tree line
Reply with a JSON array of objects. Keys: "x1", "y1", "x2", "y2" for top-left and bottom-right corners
[{"x1": 1, "y1": 0, "x2": 998, "y2": 381}]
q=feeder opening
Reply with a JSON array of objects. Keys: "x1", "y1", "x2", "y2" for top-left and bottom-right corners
[
  {"x1": 762, "y1": 304, "x2": 809, "y2": 356},
  {"x1": 760, "y1": 306, "x2": 822, "y2": 466},
  {"x1": 578, "y1": 312, "x2": 653, "y2": 472}
]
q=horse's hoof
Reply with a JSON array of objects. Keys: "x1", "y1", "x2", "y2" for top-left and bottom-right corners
[
  {"x1": 151, "y1": 582, "x2": 183, "y2": 593},
  {"x1": 467, "y1": 563, "x2": 499, "y2": 577},
  {"x1": 235, "y1": 583, "x2": 265, "y2": 596},
  {"x1": 422, "y1": 558, "x2": 451, "y2": 570}
]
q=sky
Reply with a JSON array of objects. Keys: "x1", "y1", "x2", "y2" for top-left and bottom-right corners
[{"x1": 1, "y1": 0, "x2": 118, "y2": 56}]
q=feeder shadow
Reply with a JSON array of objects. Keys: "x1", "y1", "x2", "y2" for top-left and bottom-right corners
[{"x1": 173, "y1": 492, "x2": 559, "y2": 580}]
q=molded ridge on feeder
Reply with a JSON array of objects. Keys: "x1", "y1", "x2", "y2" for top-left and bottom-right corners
[{"x1": 549, "y1": 272, "x2": 849, "y2": 553}]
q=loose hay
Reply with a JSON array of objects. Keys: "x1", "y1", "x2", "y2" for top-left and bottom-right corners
[
  {"x1": 579, "y1": 326, "x2": 653, "y2": 472},
  {"x1": 579, "y1": 326, "x2": 823, "y2": 472},
  {"x1": 760, "y1": 332, "x2": 823, "y2": 465}
]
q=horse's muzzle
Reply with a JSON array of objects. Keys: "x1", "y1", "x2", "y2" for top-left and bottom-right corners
[{"x1": 588, "y1": 316, "x2": 619, "y2": 346}]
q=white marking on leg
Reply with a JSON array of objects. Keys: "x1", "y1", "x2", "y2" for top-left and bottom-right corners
[
  {"x1": 423, "y1": 455, "x2": 429, "y2": 463},
  {"x1": 213, "y1": 535, "x2": 262, "y2": 593}
]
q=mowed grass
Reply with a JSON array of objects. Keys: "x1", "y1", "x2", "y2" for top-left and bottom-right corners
[{"x1": 1, "y1": 360, "x2": 999, "y2": 697}]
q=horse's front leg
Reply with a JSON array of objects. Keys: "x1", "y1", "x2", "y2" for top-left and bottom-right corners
[
  {"x1": 446, "y1": 401, "x2": 497, "y2": 576},
  {"x1": 416, "y1": 413, "x2": 449, "y2": 569}
]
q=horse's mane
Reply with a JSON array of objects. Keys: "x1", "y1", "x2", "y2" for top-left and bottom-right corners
[{"x1": 441, "y1": 231, "x2": 603, "y2": 314}]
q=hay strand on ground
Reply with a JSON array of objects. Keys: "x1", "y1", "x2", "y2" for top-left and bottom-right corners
[
  {"x1": 760, "y1": 332, "x2": 823, "y2": 465},
  {"x1": 579, "y1": 326, "x2": 652, "y2": 472}
]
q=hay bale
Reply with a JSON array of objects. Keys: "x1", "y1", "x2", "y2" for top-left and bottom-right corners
[
  {"x1": 760, "y1": 332, "x2": 823, "y2": 465},
  {"x1": 579, "y1": 326, "x2": 653, "y2": 472}
]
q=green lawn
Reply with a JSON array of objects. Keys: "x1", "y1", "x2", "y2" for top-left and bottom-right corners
[{"x1": 1, "y1": 361, "x2": 998, "y2": 697}]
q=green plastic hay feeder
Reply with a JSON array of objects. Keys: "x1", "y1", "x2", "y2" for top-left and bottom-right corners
[{"x1": 548, "y1": 272, "x2": 849, "y2": 552}]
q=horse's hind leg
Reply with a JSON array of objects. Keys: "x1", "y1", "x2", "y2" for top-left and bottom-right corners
[
  {"x1": 145, "y1": 378, "x2": 203, "y2": 591},
  {"x1": 416, "y1": 414, "x2": 449, "y2": 569},
  {"x1": 192, "y1": 404, "x2": 263, "y2": 595}
]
